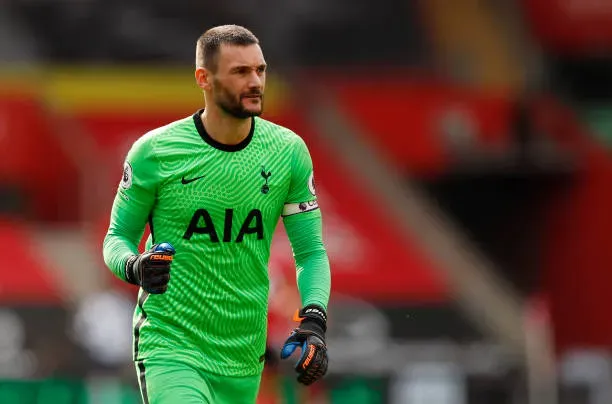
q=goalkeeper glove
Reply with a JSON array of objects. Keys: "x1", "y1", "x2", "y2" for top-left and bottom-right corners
[
  {"x1": 125, "y1": 242, "x2": 175, "y2": 294},
  {"x1": 280, "y1": 304, "x2": 329, "y2": 386}
]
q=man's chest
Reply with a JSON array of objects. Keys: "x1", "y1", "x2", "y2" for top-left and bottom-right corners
[{"x1": 155, "y1": 150, "x2": 291, "y2": 223}]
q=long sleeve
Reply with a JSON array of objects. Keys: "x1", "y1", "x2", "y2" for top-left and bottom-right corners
[
  {"x1": 103, "y1": 134, "x2": 159, "y2": 281},
  {"x1": 283, "y1": 210, "x2": 331, "y2": 309},
  {"x1": 282, "y1": 135, "x2": 331, "y2": 309}
]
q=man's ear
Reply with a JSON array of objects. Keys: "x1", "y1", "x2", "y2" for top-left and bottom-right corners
[{"x1": 195, "y1": 67, "x2": 212, "y2": 91}]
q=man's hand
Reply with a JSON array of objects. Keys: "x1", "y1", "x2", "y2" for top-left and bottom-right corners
[
  {"x1": 280, "y1": 305, "x2": 329, "y2": 386},
  {"x1": 125, "y1": 242, "x2": 175, "y2": 294}
]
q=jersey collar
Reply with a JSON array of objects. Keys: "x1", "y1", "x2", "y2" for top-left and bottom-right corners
[{"x1": 192, "y1": 109, "x2": 254, "y2": 152}]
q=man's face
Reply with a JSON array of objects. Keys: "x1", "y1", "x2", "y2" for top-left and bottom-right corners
[{"x1": 210, "y1": 44, "x2": 266, "y2": 119}]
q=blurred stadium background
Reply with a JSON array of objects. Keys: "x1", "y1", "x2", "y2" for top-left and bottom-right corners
[{"x1": 2, "y1": 0, "x2": 612, "y2": 403}]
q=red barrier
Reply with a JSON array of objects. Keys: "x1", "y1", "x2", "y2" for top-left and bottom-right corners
[
  {"x1": 0, "y1": 95, "x2": 78, "y2": 222},
  {"x1": 522, "y1": 0, "x2": 612, "y2": 53},
  {"x1": 537, "y1": 98, "x2": 612, "y2": 351},
  {"x1": 0, "y1": 218, "x2": 62, "y2": 304},
  {"x1": 322, "y1": 76, "x2": 513, "y2": 176}
]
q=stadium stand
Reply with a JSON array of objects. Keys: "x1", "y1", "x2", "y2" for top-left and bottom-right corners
[{"x1": 3, "y1": 0, "x2": 612, "y2": 401}]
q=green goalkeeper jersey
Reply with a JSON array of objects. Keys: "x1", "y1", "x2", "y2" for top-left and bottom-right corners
[{"x1": 103, "y1": 110, "x2": 331, "y2": 377}]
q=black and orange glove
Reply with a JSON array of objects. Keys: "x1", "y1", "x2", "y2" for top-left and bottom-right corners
[
  {"x1": 125, "y1": 242, "x2": 175, "y2": 294},
  {"x1": 280, "y1": 305, "x2": 328, "y2": 385}
]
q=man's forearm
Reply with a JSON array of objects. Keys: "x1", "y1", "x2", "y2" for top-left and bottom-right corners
[
  {"x1": 103, "y1": 194, "x2": 149, "y2": 281},
  {"x1": 295, "y1": 248, "x2": 330, "y2": 310},
  {"x1": 283, "y1": 210, "x2": 331, "y2": 310},
  {"x1": 103, "y1": 229, "x2": 140, "y2": 281}
]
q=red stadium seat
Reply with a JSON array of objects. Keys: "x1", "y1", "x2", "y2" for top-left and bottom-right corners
[
  {"x1": 318, "y1": 74, "x2": 514, "y2": 176},
  {"x1": 0, "y1": 217, "x2": 62, "y2": 304},
  {"x1": 0, "y1": 94, "x2": 78, "y2": 222}
]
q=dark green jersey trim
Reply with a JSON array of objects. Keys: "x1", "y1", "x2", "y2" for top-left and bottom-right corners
[
  {"x1": 133, "y1": 291, "x2": 149, "y2": 360},
  {"x1": 148, "y1": 213, "x2": 155, "y2": 244},
  {"x1": 137, "y1": 360, "x2": 149, "y2": 404}
]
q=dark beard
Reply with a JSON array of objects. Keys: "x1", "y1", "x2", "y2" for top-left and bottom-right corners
[{"x1": 213, "y1": 80, "x2": 263, "y2": 119}]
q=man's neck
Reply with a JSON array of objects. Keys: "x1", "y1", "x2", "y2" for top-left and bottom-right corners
[{"x1": 200, "y1": 107, "x2": 252, "y2": 146}]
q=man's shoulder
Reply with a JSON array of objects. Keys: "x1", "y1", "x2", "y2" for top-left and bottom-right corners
[
  {"x1": 255, "y1": 116, "x2": 303, "y2": 145},
  {"x1": 130, "y1": 115, "x2": 194, "y2": 151},
  {"x1": 143, "y1": 115, "x2": 194, "y2": 142}
]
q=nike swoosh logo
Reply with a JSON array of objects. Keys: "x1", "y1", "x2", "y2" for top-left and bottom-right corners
[{"x1": 181, "y1": 175, "x2": 205, "y2": 185}]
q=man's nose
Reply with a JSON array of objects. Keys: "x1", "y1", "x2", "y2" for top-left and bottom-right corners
[{"x1": 248, "y1": 71, "x2": 262, "y2": 89}]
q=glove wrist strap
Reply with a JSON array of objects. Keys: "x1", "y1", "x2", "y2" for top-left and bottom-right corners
[
  {"x1": 298, "y1": 305, "x2": 327, "y2": 333},
  {"x1": 125, "y1": 255, "x2": 140, "y2": 285}
]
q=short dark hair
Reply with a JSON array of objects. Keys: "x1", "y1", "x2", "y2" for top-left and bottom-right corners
[{"x1": 195, "y1": 25, "x2": 259, "y2": 71}]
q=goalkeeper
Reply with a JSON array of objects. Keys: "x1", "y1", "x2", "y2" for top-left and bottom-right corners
[{"x1": 103, "y1": 25, "x2": 331, "y2": 404}]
